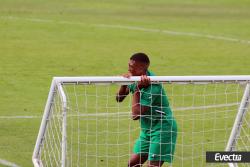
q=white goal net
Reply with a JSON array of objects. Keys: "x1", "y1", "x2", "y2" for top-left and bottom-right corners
[{"x1": 33, "y1": 76, "x2": 250, "y2": 167}]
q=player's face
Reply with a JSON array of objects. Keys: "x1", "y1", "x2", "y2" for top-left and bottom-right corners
[{"x1": 128, "y1": 60, "x2": 147, "y2": 76}]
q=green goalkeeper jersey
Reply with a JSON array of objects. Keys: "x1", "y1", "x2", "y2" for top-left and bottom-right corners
[{"x1": 128, "y1": 71, "x2": 176, "y2": 134}]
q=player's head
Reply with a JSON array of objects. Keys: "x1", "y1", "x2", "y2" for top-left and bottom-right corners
[{"x1": 128, "y1": 52, "x2": 150, "y2": 76}]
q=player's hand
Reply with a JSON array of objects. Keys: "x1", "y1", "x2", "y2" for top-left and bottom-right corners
[
  {"x1": 137, "y1": 75, "x2": 150, "y2": 89},
  {"x1": 122, "y1": 72, "x2": 132, "y2": 78}
]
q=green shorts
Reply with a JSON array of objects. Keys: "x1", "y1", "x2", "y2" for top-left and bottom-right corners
[{"x1": 133, "y1": 120, "x2": 177, "y2": 163}]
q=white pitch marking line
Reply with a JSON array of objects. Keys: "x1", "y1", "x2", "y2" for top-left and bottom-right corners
[
  {"x1": 0, "y1": 116, "x2": 41, "y2": 119},
  {"x1": 2, "y1": 16, "x2": 250, "y2": 45},
  {"x1": 0, "y1": 159, "x2": 21, "y2": 167},
  {"x1": 0, "y1": 102, "x2": 239, "y2": 119},
  {"x1": 95, "y1": 24, "x2": 250, "y2": 45}
]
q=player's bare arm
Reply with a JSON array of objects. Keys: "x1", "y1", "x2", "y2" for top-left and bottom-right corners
[
  {"x1": 116, "y1": 72, "x2": 132, "y2": 102},
  {"x1": 116, "y1": 85, "x2": 129, "y2": 102},
  {"x1": 131, "y1": 75, "x2": 150, "y2": 120}
]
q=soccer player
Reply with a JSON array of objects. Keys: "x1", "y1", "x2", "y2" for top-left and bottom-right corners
[{"x1": 116, "y1": 53, "x2": 177, "y2": 167}]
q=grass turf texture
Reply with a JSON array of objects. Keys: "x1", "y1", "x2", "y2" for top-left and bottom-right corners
[{"x1": 0, "y1": 0, "x2": 250, "y2": 166}]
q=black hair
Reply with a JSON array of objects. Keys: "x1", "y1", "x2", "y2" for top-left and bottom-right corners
[{"x1": 130, "y1": 52, "x2": 150, "y2": 64}]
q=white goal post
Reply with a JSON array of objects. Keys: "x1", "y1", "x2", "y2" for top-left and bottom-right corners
[{"x1": 32, "y1": 76, "x2": 250, "y2": 167}]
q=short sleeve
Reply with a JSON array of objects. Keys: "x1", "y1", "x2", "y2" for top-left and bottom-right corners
[
  {"x1": 128, "y1": 83, "x2": 136, "y2": 94},
  {"x1": 140, "y1": 85, "x2": 160, "y2": 107}
]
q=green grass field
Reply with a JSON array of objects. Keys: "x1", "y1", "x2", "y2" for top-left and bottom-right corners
[{"x1": 1, "y1": 0, "x2": 250, "y2": 166}]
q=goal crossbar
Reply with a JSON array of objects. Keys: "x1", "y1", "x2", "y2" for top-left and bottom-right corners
[{"x1": 53, "y1": 75, "x2": 250, "y2": 84}]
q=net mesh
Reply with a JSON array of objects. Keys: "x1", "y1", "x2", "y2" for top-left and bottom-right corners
[{"x1": 38, "y1": 82, "x2": 250, "y2": 167}]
